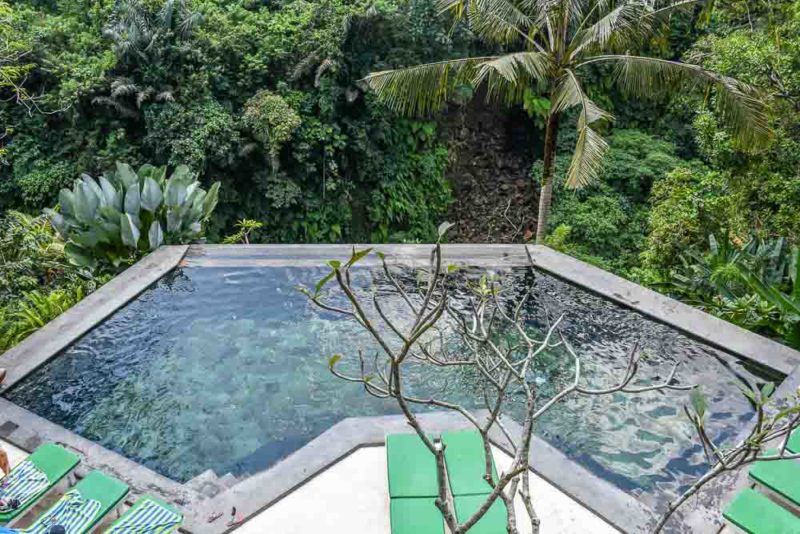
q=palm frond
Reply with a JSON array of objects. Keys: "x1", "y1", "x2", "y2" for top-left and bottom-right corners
[
  {"x1": 570, "y1": 2, "x2": 650, "y2": 59},
  {"x1": 580, "y1": 54, "x2": 772, "y2": 149},
  {"x1": 362, "y1": 57, "x2": 495, "y2": 116},
  {"x1": 552, "y1": 70, "x2": 612, "y2": 189},
  {"x1": 476, "y1": 53, "x2": 551, "y2": 106},
  {"x1": 568, "y1": 124, "x2": 609, "y2": 189},
  {"x1": 437, "y1": 0, "x2": 536, "y2": 46}
]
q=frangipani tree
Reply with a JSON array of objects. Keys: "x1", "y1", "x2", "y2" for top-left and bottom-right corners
[{"x1": 363, "y1": 0, "x2": 771, "y2": 243}]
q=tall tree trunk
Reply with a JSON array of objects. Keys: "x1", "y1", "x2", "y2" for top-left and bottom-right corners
[{"x1": 535, "y1": 113, "x2": 560, "y2": 244}]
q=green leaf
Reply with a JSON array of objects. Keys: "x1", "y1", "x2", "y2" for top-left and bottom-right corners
[
  {"x1": 74, "y1": 182, "x2": 99, "y2": 223},
  {"x1": 328, "y1": 353, "x2": 342, "y2": 369},
  {"x1": 166, "y1": 209, "x2": 181, "y2": 233},
  {"x1": 64, "y1": 243, "x2": 96, "y2": 269},
  {"x1": 124, "y1": 184, "x2": 141, "y2": 215},
  {"x1": 148, "y1": 220, "x2": 164, "y2": 250},
  {"x1": 376, "y1": 251, "x2": 386, "y2": 260},
  {"x1": 201, "y1": 182, "x2": 220, "y2": 220},
  {"x1": 115, "y1": 162, "x2": 139, "y2": 189},
  {"x1": 59, "y1": 189, "x2": 76, "y2": 219},
  {"x1": 437, "y1": 221, "x2": 455, "y2": 238},
  {"x1": 690, "y1": 387, "x2": 706, "y2": 419},
  {"x1": 99, "y1": 176, "x2": 122, "y2": 211},
  {"x1": 315, "y1": 271, "x2": 335, "y2": 295},
  {"x1": 347, "y1": 248, "x2": 373, "y2": 266},
  {"x1": 327, "y1": 260, "x2": 341, "y2": 270},
  {"x1": 120, "y1": 213, "x2": 140, "y2": 249},
  {"x1": 164, "y1": 178, "x2": 187, "y2": 207},
  {"x1": 761, "y1": 382, "x2": 776, "y2": 400},
  {"x1": 739, "y1": 383, "x2": 758, "y2": 403},
  {"x1": 141, "y1": 178, "x2": 163, "y2": 213},
  {"x1": 447, "y1": 264, "x2": 459, "y2": 273}
]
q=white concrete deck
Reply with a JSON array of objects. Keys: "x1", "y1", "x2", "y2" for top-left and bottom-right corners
[{"x1": 235, "y1": 446, "x2": 619, "y2": 534}]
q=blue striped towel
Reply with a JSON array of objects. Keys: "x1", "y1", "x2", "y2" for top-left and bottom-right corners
[
  {"x1": 106, "y1": 499, "x2": 181, "y2": 534},
  {"x1": 22, "y1": 489, "x2": 101, "y2": 534},
  {"x1": 0, "y1": 461, "x2": 49, "y2": 512}
]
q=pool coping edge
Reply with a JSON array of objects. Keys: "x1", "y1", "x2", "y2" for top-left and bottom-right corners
[{"x1": 0, "y1": 245, "x2": 189, "y2": 392}]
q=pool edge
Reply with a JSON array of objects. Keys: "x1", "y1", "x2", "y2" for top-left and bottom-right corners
[{"x1": 0, "y1": 245, "x2": 189, "y2": 392}]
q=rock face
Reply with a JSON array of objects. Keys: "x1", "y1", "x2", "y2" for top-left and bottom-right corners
[{"x1": 443, "y1": 100, "x2": 540, "y2": 243}]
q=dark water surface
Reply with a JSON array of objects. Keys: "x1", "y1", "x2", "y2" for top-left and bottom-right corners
[{"x1": 6, "y1": 265, "x2": 772, "y2": 501}]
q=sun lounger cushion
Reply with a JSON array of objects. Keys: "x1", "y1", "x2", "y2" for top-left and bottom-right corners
[
  {"x1": 24, "y1": 471, "x2": 128, "y2": 534},
  {"x1": 749, "y1": 454, "x2": 800, "y2": 507},
  {"x1": 0, "y1": 443, "x2": 80, "y2": 525},
  {"x1": 104, "y1": 496, "x2": 182, "y2": 534},
  {"x1": 723, "y1": 487, "x2": 800, "y2": 534},
  {"x1": 453, "y1": 494, "x2": 507, "y2": 534},
  {"x1": 386, "y1": 434, "x2": 438, "y2": 498},
  {"x1": 441, "y1": 430, "x2": 498, "y2": 496},
  {"x1": 390, "y1": 498, "x2": 444, "y2": 534},
  {"x1": 787, "y1": 429, "x2": 800, "y2": 454}
]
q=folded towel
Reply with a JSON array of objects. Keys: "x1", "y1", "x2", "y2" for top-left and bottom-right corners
[
  {"x1": 0, "y1": 461, "x2": 49, "y2": 512},
  {"x1": 106, "y1": 500, "x2": 181, "y2": 534},
  {"x1": 22, "y1": 490, "x2": 101, "y2": 534}
]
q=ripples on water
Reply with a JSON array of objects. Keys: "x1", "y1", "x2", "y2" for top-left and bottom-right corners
[{"x1": 5, "y1": 265, "x2": 775, "y2": 504}]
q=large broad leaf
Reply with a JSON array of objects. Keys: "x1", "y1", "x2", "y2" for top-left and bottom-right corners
[
  {"x1": 44, "y1": 209, "x2": 67, "y2": 238},
  {"x1": 81, "y1": 174, "x2": 104, "y2": 202},
  {"x1": 201, "y1": 182, "x2": 220, "y2": 220},
  {"x1": 59, "y1": 189, "x2": 76, "y2": 219},
  {"x1": 64, "y1": 242, "x2": 97, "y2": 269},
  {"x1": 74, "y1": 182, "x2": 99, "y2": 223},
  {"x1": 99, "y1": 176, "x2": 122, "y2": 211},
  {"x1": 141, "y1": 177, "x2": 163, "y2": 212},
  {"x1": 164, "y1": 178, "x2": 188, "y2": 207},
  {"x1": 148, "y1": 220, "x2": 164, "y2": 250},
  {"x1": 166, "y1": 209, "x2": 182, "y2": 233},
  {"x1": 72, "y1": 228, "x2": 103, "y2": 247},
  {"x1": 120, "y1": 213, "x2": 140, "y2": 249},
  {"x1": 124, "y1": 184, "x2": 141, "y2": 215},
  {"x1": 169, "y1": 164, "x2": 194, "y2": 185},
  {"x1": 115, "y1": 162, "x2": 139, "y2": 189},
  {"x1": 138, "y1": 164, "x2": 167, "y2": 185}
]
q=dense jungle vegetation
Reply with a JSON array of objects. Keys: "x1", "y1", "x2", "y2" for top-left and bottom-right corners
[{"x1": 1, "y1": 0, "x2": 798, "y2": 351}]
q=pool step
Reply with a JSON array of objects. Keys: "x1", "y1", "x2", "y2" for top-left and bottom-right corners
[{"x1": 186, "y1": 469, "x2": 240, "y2": 498}]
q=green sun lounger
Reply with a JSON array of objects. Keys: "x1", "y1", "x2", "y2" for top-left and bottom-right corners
[
  {"x1": 0, "y1": 443, "x2": 80, "y2": 526},
  {"x1": 441, "y1": 430, "x2": 498, "y2": 496},
  {"x1": 749, "y1": 450, "x2": 800, "y2": 509},
  {"x1": 441, "y1": 430, "x2": 506, "y2": 532},
  {"x1": 386, "y1": 433, "x2": 443, "y2": 534},
  {"x1": 23, "y1": 470, "x2": 129, "y2": 534},
  {"x1": 103, "y1": 496, "x2": 182, "y2": 534},
  {"x1": 723, "y1": 487, "x2": 800, "y2": 534}
]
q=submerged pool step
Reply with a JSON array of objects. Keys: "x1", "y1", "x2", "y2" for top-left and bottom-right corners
[{"x1": 186, "y1": 469, "x2": 241, "y2": 498}]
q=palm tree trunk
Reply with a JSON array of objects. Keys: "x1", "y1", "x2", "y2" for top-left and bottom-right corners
[{"x1": 535, "y1": 113, "x2": 560, "y2": 244}]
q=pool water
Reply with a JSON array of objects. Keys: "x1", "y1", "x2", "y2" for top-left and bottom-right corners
[{"x1": 5, "y1": 262, "x2": 773, "y2": 500}]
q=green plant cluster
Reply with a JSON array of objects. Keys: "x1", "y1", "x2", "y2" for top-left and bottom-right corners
[
  {"x1": 0, "y1": 211, "x2": 106, "y2": 351},
  {"x1": 47, "y1": 162, "x2": 219, "y2": 270},
  {"x1": 1, "y1": 0, "x2": 462, "y2": 244}
]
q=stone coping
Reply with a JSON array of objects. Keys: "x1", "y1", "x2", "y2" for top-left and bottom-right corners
[{"x1": 0, "y1": 245, "x2": 189, "y2": 392}]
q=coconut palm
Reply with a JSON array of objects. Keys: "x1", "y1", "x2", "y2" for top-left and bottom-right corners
[{"x1": 363, "y1": 0, "x2": 771, "y2": 243}]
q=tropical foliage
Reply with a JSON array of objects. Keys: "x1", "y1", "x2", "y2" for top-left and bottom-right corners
[
  {"x1": 47, "y1": 163, "x2": 219, "y2": 270},
  {"x1": 362, "y1": 0, "x2": 770, "y2": 242}
]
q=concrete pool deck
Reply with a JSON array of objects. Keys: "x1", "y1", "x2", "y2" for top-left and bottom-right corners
[
  {"x1": 234, "y1": 445, "x2": 619, "y2": 534},
  {"x1": 1, "y1": 244, "x2": 800, "y2": 533}
]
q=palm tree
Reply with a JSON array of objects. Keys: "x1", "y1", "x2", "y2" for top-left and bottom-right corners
[{"x1": 363, "y1": 0, "x2": 770, "y2": 243}]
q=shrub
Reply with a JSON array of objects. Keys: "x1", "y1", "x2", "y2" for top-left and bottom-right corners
[{"x1": 46, "y1": 162, "x2": 220, "y2": 271}]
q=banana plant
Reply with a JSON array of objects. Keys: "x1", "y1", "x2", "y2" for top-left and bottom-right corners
[{"x1": 45, "y1": 162, "x2": 220, "y2": 270}]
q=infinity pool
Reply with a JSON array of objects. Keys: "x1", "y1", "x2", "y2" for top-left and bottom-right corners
[{"x1": 5, "y1": 256, "x2": 773, "y2": 501}]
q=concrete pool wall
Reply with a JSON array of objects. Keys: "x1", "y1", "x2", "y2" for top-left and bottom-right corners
[{"x1": 1, "y1": 244, "x2": 799, "y2": 533}]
